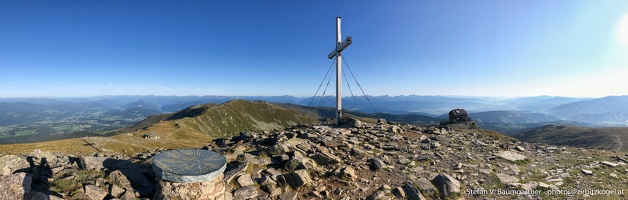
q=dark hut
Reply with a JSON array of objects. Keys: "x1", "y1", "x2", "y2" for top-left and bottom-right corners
[{"x1": 448, "y1": 108, "x2": 470, "y2": 123}]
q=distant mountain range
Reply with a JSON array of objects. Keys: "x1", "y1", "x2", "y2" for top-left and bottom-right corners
[{"x1": 1, "y1": 95, "x2": 627, "y2": 141}]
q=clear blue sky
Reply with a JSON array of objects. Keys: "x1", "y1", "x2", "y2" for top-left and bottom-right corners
[{"x1": 1, "y1": 1, "x2": 627, "y2": 98}]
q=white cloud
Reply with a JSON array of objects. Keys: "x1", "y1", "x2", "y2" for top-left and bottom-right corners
[{"x1": 617, "y1": 13, "x2": 628, "y2": 47}]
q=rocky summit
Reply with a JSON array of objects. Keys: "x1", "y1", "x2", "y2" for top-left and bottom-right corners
[{"x1": 0, "y1": 119, "x2": 627, "y2": 199}]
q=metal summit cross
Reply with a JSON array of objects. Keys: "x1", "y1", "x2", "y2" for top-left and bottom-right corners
[{"x1": 328, "y1": 16, "x2": 352, "y2": 125}]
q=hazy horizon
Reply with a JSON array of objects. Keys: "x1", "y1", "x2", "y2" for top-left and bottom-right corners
[
  {"x1": 0, "y1": 94, "x2": 615, "y2": 100},
  {"x1": 2, "y1": 1, "x2": 627, "y2": 98}
]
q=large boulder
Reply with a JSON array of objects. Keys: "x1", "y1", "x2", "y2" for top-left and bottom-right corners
[
  {"x1": 0, "y1": 173, "x2": 32, "y2": 199},
  {"x1": 403, "y1": 182, "x2": 427, "y2": 200},
  {"x1": 285, "y1": 169, "x2": 312, "y2": 188},
  {"x1": 432, "y1": 174, "x2": 461, "y2": 198},
  {"x1": 0, "y1": 154, "x2": 30, "y2": 176}
]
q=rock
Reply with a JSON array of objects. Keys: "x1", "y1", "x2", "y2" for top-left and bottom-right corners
[
  {"x1": 538, "y1": 182, "x2": 551, "y2": 189},
  {"x1": 393, "y1": 187, "x2": 406, "y2": 198},
  {"x1": 224, "y1": 161, "x2": 249, "y2": 183},
  {"x1": 0, "y1": 154, "x2": 30, "y2": 176},
  {"x1": 390, "y1": 125, "x2": 403, "y2": 134},
  {"x1": 263, "y1": 184, "x2": 282, "y2": 197},
  {"x1": 233, "y1": 186, "x2": 258, "y2": 200},
  {"x1": 515, "y1": 146, "x2": 525, "y2": 152},
  {"x1": 340, "y1": 166, "x2": 357, "y2": 180},
  {"x1": 432, "y1": 174, "x2": 461, "y2": 198},
  {"x1": 310, "y1": 153, "x2": 340, "y2": 165},
  {"x1": 0, "y1": 173, "x2": 32, "y2": 199},
  {"x1": 403, "y1": 182, "x2": 426, "y2": 200},
  {"x1": 497, "y1": 151, "x2": 527, "y2": 162},
  {"x1": 368, "y1": 158, "x2": 386, "y2": 171},
  {"x1": 109, "y1": 170, "x2": 133, "y2": 192},
  {"x1": 109, "y1": 183, "x2": 126, "y2": 198},
  {"x1": 377, "y1": 118, "x2": 387, "y2": 124},
  {"x1": 84, "y1": 184, "x2": 107, "y2": 200},
  {"x1": 581, "y1": 169, "x2": 594, "y2": 175},
  {"x1": 80, "y1": 156, "x2": 110, "y2": 170},
  {"x1": 30, "y1": 149, "x2": 58, "y2": 166},
  {"x1": 141, "y1": 132, "x2": 160, "y2": 140},
  {"x1": 270, "y1": 143, "x2": 291, "y2": 155},
  {"x1": 495, "y1": 173, "x2": 519, "y2": 184},
  {"x1": 348, "y1": 117, "x2": 363, "y2": 128},
  {"x1": 279, "y1": 191, "x2": 299, "y2": 200},
  {"x1": 521, "y1": 181, "x2": 538, "y2": 190},
  {"x1": 414, "y1": 178, "x2": 437, "y2": 198},
  {"x1": 237, "y1": 174, "x2": 256, "y2": 187},
  {"x1": 601, "y1": 161, "x2": 619, "y2": 167},
  {"x1": 288, "y1": 155, "x2": 318, "y2": 171},
  {"x1": 285, "y1": 169, "x2": 312, "y2": 188},
  {"x1": 244, "y1": 153, "x2": 272, "y2": 166},
  {"x1": 368, "y1": 190, "x2": 387, "y2": 200}
]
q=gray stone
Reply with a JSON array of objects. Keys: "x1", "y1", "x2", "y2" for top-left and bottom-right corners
[
  {"x1": 109, "y1": 170, "x2": 133, "y2": 191},
  {"x1": 109, "y1": 183, "x2": 125, "y2": 198},
  {"x1": 515, "y1": 146, "x2": 525, "y2": 152},
  {"x1": 30, "y1": 149, "x2": 58, "y2": 166},
  {"x1": 340, "y1": 166, "x2": 357, "y2": 180},
  {"x1": 581, "y1": 169, "x2": 593, "y2": 175},
  {"x1": 152, "y1": 149, "x2": 226, "y2": 183},
  {"x1": 393, "y1": 187, "x2": 406, "y2": 198},
  {"x1": 348, "y1": 117, "x2": 363, "y2": 128},
  {"x1": 403, "y1": 182, "x2": 426, "y2": 200},
  {"x1": 368, "y1": 158, "x2": 386, "y2": 171},
  {"x1": 0, "y1": 154, "x2": 30, "y2": 176},
  {"x1": 521, "y1": 181, "x2": 538, "y2": 190},
  {"x1": 237, "y1": 174, "x2": 256, "y2": 187},
  {"x1": 233, "y1": 186, "x2": 258, "y2": 200},
  {"x1": 279, "y1": 191, "x2": 299, "y2": 200},
  {"x1": 497, "y1": 151, "x2": 527, "y2": 162},
  {"x1": 286, "y1": 169, "x2": 312, "y2": 188},
  {"x1": 80, "y1": 156, "x2": 110, "y2": 170},
  {"x1": 84, "y1": 184, "x2": 107, "y2": 200},
  {"x1": 390, "y1": 126, "x2": 403, "y2": 134},
  {"x1": 270, "y1": 143, "x2": 291, "y2": 155},
  {"x1": 244, "y1": 153, "x2": 272, "y2": 166},
  {"x1": 224, "y1": 161, "x2": 249, "y2": 183},
  {"x1": 432, "y1": 174, "x2": 461, "y2": 198},
  {"x1": 601, "y1": 161, "x2": 619, "y2": 167},
  {"x1": 0, "y1": 173, "x2": 31, "y2": 200},
  {"x1": 310, "y1": 153, "x2": 340, "y2": 165},
  {"x1": 415, "y1": 178, "x2": 437, "y2": 198},
  {"x1": 495, "y1": 173, "x2": 519, "y2": 184},
  {"x1": 368, "y1": 190, "x2": 387, "y2": 200}
]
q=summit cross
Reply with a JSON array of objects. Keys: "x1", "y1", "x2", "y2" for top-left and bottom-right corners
[{"x1": 328, "y1": 16, "x2": 352, "y2": 125}]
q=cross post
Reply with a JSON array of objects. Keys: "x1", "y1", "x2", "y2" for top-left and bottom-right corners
[{"x1": 328, "y1": 16, "x2": 352, "y2": 125}]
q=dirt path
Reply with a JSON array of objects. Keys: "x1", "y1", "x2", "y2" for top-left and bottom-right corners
[{"x1": 615, "y1": 136, "x2": 623, "y2": 152}]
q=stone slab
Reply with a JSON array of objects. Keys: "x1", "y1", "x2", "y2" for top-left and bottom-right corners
[{"x1": 152, "y1": 149, "x2": 226, "y2": 183}]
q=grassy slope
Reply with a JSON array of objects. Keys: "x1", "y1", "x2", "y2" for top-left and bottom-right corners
[
  {"x1": 0, "y1": 100, "x2": 317, "y2": 156},
  {"x1": 514, "y1": 125, "x2": 628, "y2": 152}
]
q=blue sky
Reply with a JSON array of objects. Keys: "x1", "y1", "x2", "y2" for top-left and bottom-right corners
[{"x1": 1, "y1": 1, "x2": 627, "y2": 98}]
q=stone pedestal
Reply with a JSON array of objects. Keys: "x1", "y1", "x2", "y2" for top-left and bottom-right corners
[{"x1": 152, "y1": 149, "x2": 227, "y2": 200}]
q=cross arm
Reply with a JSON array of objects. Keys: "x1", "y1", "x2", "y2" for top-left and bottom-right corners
[{"x1": 328, "y1": 36, "x2": 353, "y2": 59}]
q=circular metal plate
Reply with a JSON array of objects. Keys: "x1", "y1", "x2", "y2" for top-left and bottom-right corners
[{"x1": 152, "y1": 149, "x2": 226, "y2": 183}]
